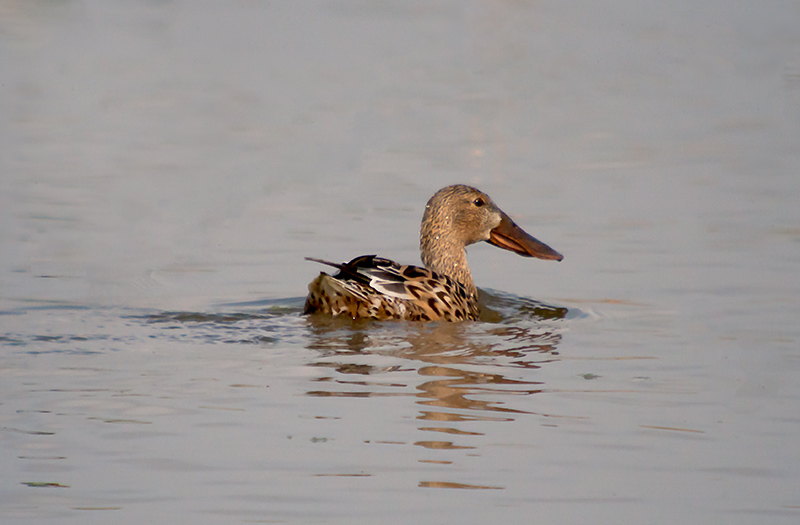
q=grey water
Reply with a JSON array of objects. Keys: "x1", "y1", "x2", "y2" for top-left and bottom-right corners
[{"x1": 2, "y1": 1, "x2": 799, "y2": 524}]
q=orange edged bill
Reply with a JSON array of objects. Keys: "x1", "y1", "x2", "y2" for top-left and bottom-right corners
[{"x1": 488, "y1": 212, "x2": 563, "y2": 261}]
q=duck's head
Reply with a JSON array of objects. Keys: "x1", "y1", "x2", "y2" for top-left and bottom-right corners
[{"x1": 420, "y1": 184, "x2": 563, "y2": 264}]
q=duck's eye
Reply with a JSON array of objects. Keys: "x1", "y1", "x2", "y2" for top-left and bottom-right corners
[{"x1": 473, "y1": 197, "x2": 485, "y2": 207}]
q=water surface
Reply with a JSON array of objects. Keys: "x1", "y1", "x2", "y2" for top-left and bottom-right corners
[{"x1": 2, "y1": 1, "x2": 799, "y2": 524}]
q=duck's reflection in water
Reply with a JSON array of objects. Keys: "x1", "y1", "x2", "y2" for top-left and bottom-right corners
[
  {"x1": 305, "y1": 294, "x2": 570, "y2": 484},
  {"x1": 416, "y1": 365, "x2": 544, "y2": 415}
]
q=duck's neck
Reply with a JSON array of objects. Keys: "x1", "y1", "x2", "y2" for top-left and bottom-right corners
[{"x1": 420, "y1": 232, "x2": 477, "y2": 298}]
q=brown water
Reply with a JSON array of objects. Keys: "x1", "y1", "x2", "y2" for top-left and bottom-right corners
[{"x1": 2, "y1": 1, "x2": 800, "y2": 524}]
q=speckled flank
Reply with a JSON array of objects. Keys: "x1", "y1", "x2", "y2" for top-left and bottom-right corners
[{"x1": 304, "y1": 256, "x2": 476, "y2": 321}]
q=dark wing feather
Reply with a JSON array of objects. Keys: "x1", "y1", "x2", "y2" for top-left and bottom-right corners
[{"x1": 306, "y1": 255, "x2": 417, "y2": 300}]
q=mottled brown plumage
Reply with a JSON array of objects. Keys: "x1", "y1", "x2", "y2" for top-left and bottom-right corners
[{"x1": 304, "y1": 185, "x2": 562, "y2": 321}]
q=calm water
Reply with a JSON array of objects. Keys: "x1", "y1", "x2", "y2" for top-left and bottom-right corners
[{"x1": 2, "y1": 1, "x2": 800, "y2": 523}]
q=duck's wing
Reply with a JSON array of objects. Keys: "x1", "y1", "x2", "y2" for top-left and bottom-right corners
[{"x1": 305, "y1": 255, "x2": 426, "y2": 300}]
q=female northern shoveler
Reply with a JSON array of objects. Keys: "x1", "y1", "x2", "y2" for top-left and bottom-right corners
[{"x1": 304, "y1": 184, "x2": 562, "y2": 321}]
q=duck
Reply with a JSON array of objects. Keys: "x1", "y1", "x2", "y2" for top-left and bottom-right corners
[{"x1": 304, "y1": 184, "x2": 563, "y2": 321}]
